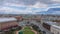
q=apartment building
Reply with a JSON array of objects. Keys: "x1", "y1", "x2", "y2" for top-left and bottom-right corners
[
  {"x1": 51, "y1": 25, "x2": 60, "y2": 34},
  {"x1": 42, "y1": 21, "x2": 60, "y2": 34}
]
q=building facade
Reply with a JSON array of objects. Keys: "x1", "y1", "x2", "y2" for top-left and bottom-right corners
[
  {"x1": 42, "y1": 21, "x2": 60, "y2": 34},
  {"x1": 0, "y1": 17, "x2": 20, "y2": 34},
  {"x1": 51, "y1": 25, "x2": 60, "y2": 34}
]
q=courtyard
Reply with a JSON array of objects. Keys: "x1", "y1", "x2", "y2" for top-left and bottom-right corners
[{"x1": 19, "y1": 26, "x2": 35, "y2": 34}]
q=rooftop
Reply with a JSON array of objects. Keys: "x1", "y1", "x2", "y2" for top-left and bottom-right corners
[
  {"x1": 43, "y1": 21, "x2": 57, "y2": 25},
  {"x1": 44, "y1": 21, "x2": 60, "y2": 30},
  {"x1": 52, "y1": 25, "x2": 60, "y2": 30},
  {"x1": 0, "y1": 17, "x2": 17, "y2": 23}
]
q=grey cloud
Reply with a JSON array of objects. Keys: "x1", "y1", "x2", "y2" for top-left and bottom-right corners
[
  {"x1": 0, "y1": 0, "x2": 60, "y2": 6},
  {"x1": 0, "y1": 0, "x2": 4, "y2": 5},
  {"x1": 38, "y1": 0, "x2": 55, "y2": 4},
  {"x1": 22, "y1": 0, "x2": 37, "y2": 5},
  {"x1": 5, "y1": 0, "x2": 37, "y2": 5}
]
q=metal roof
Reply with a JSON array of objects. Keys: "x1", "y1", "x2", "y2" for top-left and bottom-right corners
[
  {"x1": 43, "y1": 21, "x2": 57, "y2": 25},
  {"x1": 52, "y1": 25, "x2": 60, "y2": 30},
  {"x1": 0, "y1": 17, "x2": 17, "y2": 23}
]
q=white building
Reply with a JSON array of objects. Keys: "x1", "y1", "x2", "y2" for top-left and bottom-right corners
[
  {"x1": 42, "y1": 21, "x2": 60, "y2": 34},
  {"x1": 51, "y1": 25, "x2": 60, "y2": 34}
]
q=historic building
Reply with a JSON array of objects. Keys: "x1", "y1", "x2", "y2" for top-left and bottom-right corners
[
  {"x1": 42, "y1": 21, "x2": 60, "y2": 34},
  {"x1": 0, "y1": 17, "x2": 22, "y2": 34}
]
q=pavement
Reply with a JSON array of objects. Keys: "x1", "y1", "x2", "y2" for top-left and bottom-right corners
[{"x1": 30, "y1": 26, "x2": 38, "y2": 34}]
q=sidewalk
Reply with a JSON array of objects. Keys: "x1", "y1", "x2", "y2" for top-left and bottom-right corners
[{"x1": 15, "y1": 31, "x2": 19, "y2": 34}]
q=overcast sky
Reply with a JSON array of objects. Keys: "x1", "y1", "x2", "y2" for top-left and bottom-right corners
[{"x1": 0, "y1": 0, "x2": 60, "y2": 14}]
